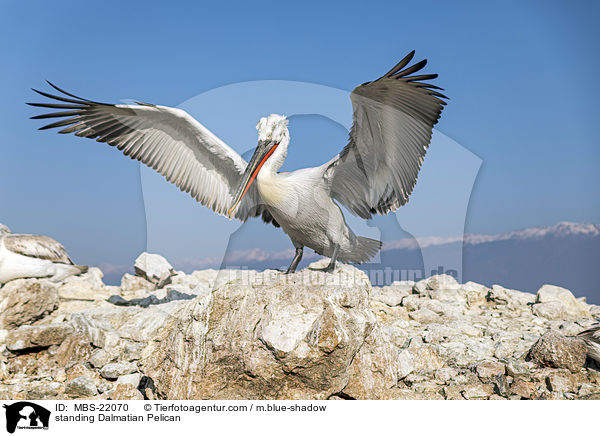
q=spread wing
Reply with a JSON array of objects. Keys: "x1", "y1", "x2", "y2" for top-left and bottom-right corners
[
  {"x1": 4, "y1": 235, "x2": 73, "y2": 264},
  {"x1": 28, "y1": 82, "x2": 275, "y2": 224},
  {"x1": 324, "y1": 51, "x2": 448, "y2": 219}
]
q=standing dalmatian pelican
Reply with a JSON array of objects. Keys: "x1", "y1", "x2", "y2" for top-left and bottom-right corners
[{"x1": 29, "y1": 51, "x2": 447, "y2": 273}]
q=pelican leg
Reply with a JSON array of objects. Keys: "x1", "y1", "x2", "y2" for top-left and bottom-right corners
[
  {"x1": 310, "y1": 244, "x2": 339, "y2": 273},
  {"x1": 286, "y1": 246, "x2": 304, "y2": 274}
]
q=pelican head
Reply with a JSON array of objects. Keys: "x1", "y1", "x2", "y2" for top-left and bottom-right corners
[
  {"x1": 256, "y1": 114, "x2": 289, "y2": 143},
  {"x1": 228, "y1": 114, "x2": 289, "y2": 216},
  {"x1": 0, "y1": 224, "x2": 11, "y2": 235}
]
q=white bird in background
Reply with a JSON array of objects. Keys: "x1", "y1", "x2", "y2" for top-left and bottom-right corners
[
  {"x1": 29, "y1": 51, "x2": 447, "y2": 273},
  {"x1": 0, "y1": 224, "x2": 88, "y2": 284}
]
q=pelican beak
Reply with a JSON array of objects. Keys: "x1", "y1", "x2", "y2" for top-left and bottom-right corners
[{"x1": 228, "y1": 139, "x2": 279, "y2": 217}]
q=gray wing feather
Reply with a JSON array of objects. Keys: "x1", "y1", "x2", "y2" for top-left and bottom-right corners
[
  {"x1": 578, "y1": 325, "x2": 600, "y2": 343},
  {"x1": 324, "y1": 51, "x2": 448, "y2": 219},
  {"x1": 29, "y1": 83, "x2": 271, "y2": 222},
  {"x1": 5, "y1": 235, "x2": 72, "y2": 264}
]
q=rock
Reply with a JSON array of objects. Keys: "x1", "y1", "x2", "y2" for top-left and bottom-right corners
[
  {"x1": 422, "y1": 325, "x2": 449, "y2": 344},
  {"x1": 372, "y1": 304, "x2": 409, "y2": 326},
  {"x1": 120, "y1": 273, "x2": 155, "y2": 294},
  {"x1": 392, "y1": 389, "x2": 444, "y2": 400},
  {"x1": 546, "y1": 369, "x2": 580, "y2": 393},
  {"x1": 0, "y1": 279, "x2": 59, "y2": 328},
  {"x1": 532, "y1": 302, "x2": 569, "y2": 320},
  {"x1": 169, "y1": 272, "x2": 203, "y2": 291},
  {"x1": 66, "y1": 376, "x2": 98, "y2": 397},
  {"x1": 506, "y1": 360, "x2": 533, "y2": 378},
  {"x1": 528, "y1": 331, "x2": 587, "y2": 372},
  {"x1": 476, "y1": 360, "x2": 505, "y2": 379},
  {"x1": 88, "y1": 349, "x2": 113, "y2": 368},
  {"x1": 409, "y1": 344, "x2": 445, "y2": 372},
  {"x1": 5, "y1": 323, "x2": 74, "y2": 351},
  {"x1": 397, "y1": 350, "x2": 415, "y2": 379},
  {"x1": 343, "y1": 326, "x2": 397, "y2": 399},
  {"x1": 533, "y1": 285, "x2": 591, "y2": 320},
  {"x1": 578, "y1": 383, "x2": 600, "y2": 397},
  {"x1": 141, "y1": 265, "x2": 375, "y2": 400},
  {"x1": 371, "y1": 285, "x2": 410, "y2": 307},
  {"x1": 510, "y1": 377, "x2": 536, "y2": 399},
  {"x1": 109, "y1": 384, "x2": 143, "y2": 400},
  {"x1": 118, "y1": 274, "x2": 157, "y2": 300},
  {"x1": 426, "y1": 274, "x2": 460, "y2": 291},
  {"x1": 494, "y1": 338, "x2": 521, "y2": 360},
  {"x1": 26, "y1": 381, "x2": 63, "y2": 399},
  {"x1": 69, "y1": 300, "x2": 185, "y2": 351},
  {"x1": 443, "y1": 385, "x2": 467, "y2": 400},
  {"x1": 57, "y1": 268, "x2": 111, "y2": 301},
  {"x1": 430, "y1": 289, "x2": 467, "y2": 305},
  {"x1": 116, "y1": 372, "x2": 141, "y2": 387},
  {"x1": 413, "y1": 279, "x2": 429, "y2": 295},
  {"x1": 134, "y1": 252, "x2": 175, "y2": 288},
  {"x1": 461, "y1": 282, "x2": 489, "y2": 307},
  {"x1": 100, "y1": 362, "x2": 137, "y2": 380},
  {"x1": 66, "y1": 363, "x2": 96, "y2": 382},
  {"x1": 409, "y1": 308, "x2": 440, "y2": 324},
  {"x1": 488, "y1": 285, "x2": 535, "y2": 307},
  {"x1": 54, "y1": 334, "x2": 93, "y2": 368},
  {"x1": 462, "y1": 383, "x2": 494, "y2": 399},
  {"x1": 435, "y1": 367, "x2": 458, "y2": 383},
  {"x1": 108, "y1": 289, "x2": 195, "y2": 308},
  {"x1": 119, "y1": 341, "x2": 145, "y2": 361},
  {"x1": 491, "y1": 373, "x2": 509, "y2": 396},
  {"x1": 557, "y1": 321, "x2": 584, "y2": 337},
  {"x1": 401, "y1": 295, "x2": 422, "y2": 311}
]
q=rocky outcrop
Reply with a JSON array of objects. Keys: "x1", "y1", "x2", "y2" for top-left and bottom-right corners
[
  {"x1": 0, "y1": 253, "x2": 599, "y2": 400},
  {"x1": 0, "y1": 279, "x2": 59, "y2": 328},
  {"x1": 142, "y1": 265, "x2": 378, "y2": 399}
]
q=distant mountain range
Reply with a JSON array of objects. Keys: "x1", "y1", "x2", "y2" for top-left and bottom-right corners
[
  {"x1": 102, "y1": 222, "x2": 600, "y2": 304},
  {"x1": 460, "y1": 222, "x2": 600, "y2": 304}
]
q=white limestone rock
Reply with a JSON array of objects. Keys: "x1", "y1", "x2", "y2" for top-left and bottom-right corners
[
  {"x1": 134, "y1": 252, "x2": 175, "y2": 288},
  {"x1": 532, "y1": 284, "x2": 591, "y2": 320}
]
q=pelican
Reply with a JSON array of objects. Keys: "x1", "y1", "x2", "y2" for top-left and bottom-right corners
[
  {"x1": 0, "y1": 224, "x2": 88, "y2": 284},
  {"x1": 29, "y1": 51, "x2": 447, "y2": 273},
  {"x1": 578, "y1": 324, "x2": 600, "y2": 365}
]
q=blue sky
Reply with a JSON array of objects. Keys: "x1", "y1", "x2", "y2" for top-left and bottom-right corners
[{"x1": 0, "y1": 1, "x2": 598, "y2": 270}]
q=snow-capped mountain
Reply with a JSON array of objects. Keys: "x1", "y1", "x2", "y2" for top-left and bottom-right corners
[{"x1": 382, "y1": 222, "x2": 600, "y2": 251}]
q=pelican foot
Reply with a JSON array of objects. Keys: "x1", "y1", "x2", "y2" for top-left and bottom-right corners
[
  {"x1": 308, "y1": 264, "x2": 336, "y2": 273},
  {"x1": 308, "y1": 246, "x2": 338, "y2": 273}
]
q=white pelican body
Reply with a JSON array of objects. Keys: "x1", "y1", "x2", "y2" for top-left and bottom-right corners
[
  {"x1": 30, "y1": 51, "x2": 447, "y2": 273},
  {"x1": 0, "y1": 225, "x2": 88, "y2": 284},
  {"x1": 255, "y1": 136, "x2": 380, "y2": 267}
]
